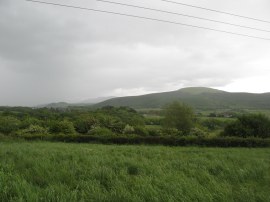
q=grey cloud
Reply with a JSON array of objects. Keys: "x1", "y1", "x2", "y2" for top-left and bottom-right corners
[{"x1": 1, "y1": 0, "x2": 270, "y2": 105}]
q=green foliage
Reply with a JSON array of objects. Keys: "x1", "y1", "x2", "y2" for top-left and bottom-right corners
[
  {"x1": 122, "y1": 124, "x2": 135, "y2": 134},
  {"x1": 1, "y1": 106, "x2": 270, "y2": 143},
  {"x1": 223, "y1": 114, "x2": 270, "y2": 138},
  {"x1": 15, "y1": 125, "x2": 48, "y2": 136},
  {"x1": 73, "y1": 115, "x2": 99, "y2": 134},
  {"x1": 48, "y1": 120, "x2": 76, "y2": 134},
  {"x1": 133, "y1": 126, "x2": 149, "y2": 136},
  {"x1": 200, "y1": 118, "x2": 228, "y2": 131},
  {"x1": 98, "y1": 115, "x2": 125, "y2": 133},
  {"x1": 147, "y1": 127, "x2": 162, "y2": 136},
  {"x1": 0, "y1": 116, "x2": 21, "y2": 134},
  {"x1": 144, "y1": 116, "x2": 162, "y2": 125},
  {"x1": 0, "y1": 106, "x2": 144, "y2": 136},
  {"x1": 189, "y1": 127, "x2": 207, "y2": 137},
  {"x1": 19, "y1": 117, "x2": 43, "y2": 129},
  {"x1": 98, "y1": 106, "x2": 145, "y2": 126},
  {"x1": 163, "y1": 102, "x2": 195, "y2": 135},
  {"x1": 88, "y1": 127, "x2": 114, "y2": 137},
  {"x1": 161, "y1": 128, "x2": 183, "y2": 136}
]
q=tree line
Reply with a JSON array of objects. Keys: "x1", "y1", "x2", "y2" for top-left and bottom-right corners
[{"x1": 0, "y1": 102, "x2": 270, "y2": 146}]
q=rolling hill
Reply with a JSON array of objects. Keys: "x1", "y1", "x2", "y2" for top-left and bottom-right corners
[
  {"x1": 36, "y1": 96, "x2": 115, "y2": 108},
  {"x1": 94, "y1": 87, "x2": 270, "y2": 110}
]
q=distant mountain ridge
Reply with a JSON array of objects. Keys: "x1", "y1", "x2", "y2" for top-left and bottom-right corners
[
  {"x1": 37, "y1": 96, "x2": 115, "y2": 108},
  {"x1": 94, "y1": 87, "x2": 270, "y2": 110}
]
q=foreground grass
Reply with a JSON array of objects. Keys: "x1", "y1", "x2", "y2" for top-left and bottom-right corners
[{"x1": 0, "y1": 142, "x2": 270, "y2": 202}]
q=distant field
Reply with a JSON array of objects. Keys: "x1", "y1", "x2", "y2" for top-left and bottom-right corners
[{"x1": 0, "y1": 142, "x2": 269, "y2": 201}]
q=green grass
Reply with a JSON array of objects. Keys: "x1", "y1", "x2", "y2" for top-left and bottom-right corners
[{"x1": 0, "y1": 142, "x2": 270, "y2": 201}]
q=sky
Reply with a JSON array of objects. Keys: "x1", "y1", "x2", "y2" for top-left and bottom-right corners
[{"x1": 1, "y1": 0, "x2": 270, "y2": 106}]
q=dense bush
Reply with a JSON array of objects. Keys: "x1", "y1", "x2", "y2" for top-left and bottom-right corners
[
  {"x1": 0, "y1": 116, "x2": 21, "y2": 134},
  {"x1": 19, "y1": 117, "x2": 43, "y2": 129},
  {"x1": 122, "y1": 124, "x2": 135, "y2": 134},
  {"x1": 144, "y1": 116, "x2": 162, "y2": 125},
  {"x1": 223, "y1": 114, "x2": 270, "y2": 138},
  {"x1": 97, "y1": 106, "x2": 145, "y2": 126},
  {"x1": 200, "y1": 118, "x2": 228, "y2": 131},
  {"x1": 133, "y1": 126, "x2": 149, "y2": 136},
  {"x1": 73, "y1": 115, "x2": 99, "y2": 134},
  {"x1": 161, "y1": 128, "x2": 183, "y2": 136},
  {"x1": 48, "y1": 120, "x2": 76, "y2": 134},
  {"x1": 98, "y1": 115, "x2": 125, "y2": 133},
  {"x1": 189, "y1": 127, "x2": 207, "y2": 137},
  {"x1": 15, "y1": 125, "x2": 49, "y2": 136},
  {"x1": 162, "y1": 102, "x2": 195, "y2": 135},
  {"x1": 146, "y1": 127, "x2": 162, "y2": 136},
  {"x1": 87, "y1": 127, "x2": 115, "y2": 137}
]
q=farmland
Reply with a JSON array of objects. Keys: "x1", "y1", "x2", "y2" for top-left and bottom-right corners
[{"x1": 0, "y1": 142, "x2": 269, "y2": 201}]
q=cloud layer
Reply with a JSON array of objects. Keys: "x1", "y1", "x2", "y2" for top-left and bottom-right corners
[{"x1": 1, "y1": 0, "x2": 270, "y2": 106}]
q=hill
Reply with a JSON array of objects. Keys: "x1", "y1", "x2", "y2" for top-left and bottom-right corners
[
  {"x1": 95, "y1": 87, "x2": 270, "y2": 110},
  {"x1": 36, "y1": 96, "x2": 115, "y2": 108}
]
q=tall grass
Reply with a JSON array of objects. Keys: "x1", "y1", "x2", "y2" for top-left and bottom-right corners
[{"x1": 0, "y1": 142, "x2": 269, "y2": 201}]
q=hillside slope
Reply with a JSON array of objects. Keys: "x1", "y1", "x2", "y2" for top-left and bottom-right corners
[{"x1": 95, "y1": 87, "x2": 270, "y2": 109}]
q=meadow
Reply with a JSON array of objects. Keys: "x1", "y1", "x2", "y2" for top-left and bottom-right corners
[{"x1": 0, "y1": 141, "x2": 269, "y2": 201}]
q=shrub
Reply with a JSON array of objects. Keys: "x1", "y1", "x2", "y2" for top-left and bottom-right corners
[
  {"x1": 161, "y1": 128, "x2": 183, "y2": 136},
  {"x1": 88, "y1": 127, "x2": 114, "y2": 137},
  {"x1": 0, "y1": 116, "x2": 21, "y2": 134},
  {"x1": 133, "y1": 126, "x2": 149, "y2": 136},
  {"x1": 200, "y1": 118, "x2": 227, "y2": 131},
  {"x1": 223, "y1": 114, "x2": 270, "y2": 138},
  {"x1": 190, "y1": 127, "x2": 207, "y2": 137},
  {"x1": 97, "y1": 115, "x2": 125, "y2": 133},
  {"x1": 16, "y1": 125, "x2": 47, "y2": 135},
  {"x1": 147, "y1": 127, "x2": 162, "y2": 136},
  {"x1": 74, "y1": 116, "x2": 99, "y2": 134},
  {"x1": 15, "y1": 125, "x2": 49, "y2": 136},
  {"x1": 123, "y1": 124, "x2": 135, "y2": 134},
  {"x1": 19, "y1": 118, "x2": 43, "y2": 129},
  {"x1": 48, "y1": 120, "x2": 76, "y2": 134},
  {"x1": 144, "y1": 117, "x2": 162, "y2": 125}
]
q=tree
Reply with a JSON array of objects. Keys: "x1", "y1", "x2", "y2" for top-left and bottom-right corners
[
  {"x1": 223, "y1": 113, "x2": 270, "y2": 138},
  {"x1": 162, "y1": 102, "x2": 195, "y2": 135}
]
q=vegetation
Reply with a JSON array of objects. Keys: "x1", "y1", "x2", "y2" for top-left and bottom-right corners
[
  {"x1": 163, "y1": 102, "x2": 195, "y2": 135},
  {"x1": 223, "y1": 114, "x2": 270, "y2": 138},
  {"x1": 0, "y1": 142, "x2": 269, "y2": 201},
  {"x1": 1, "y1": 99, "x2": 270, "y2": 200},
  {"x1": 0, "y1": 103, "x2": 270, "y2": 147}
]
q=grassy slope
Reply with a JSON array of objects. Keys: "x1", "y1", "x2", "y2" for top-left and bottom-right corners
[
  {"x1": 0, "y1": 142, "x2": 270, "y2": 201},
  {"x1": 95, "y1": 87, "x2": 270, "y2": 110}
]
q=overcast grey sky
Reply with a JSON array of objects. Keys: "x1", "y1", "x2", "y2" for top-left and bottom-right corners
[{"x1": 1, "y1": 0, "x2": 270, "y2": 106}]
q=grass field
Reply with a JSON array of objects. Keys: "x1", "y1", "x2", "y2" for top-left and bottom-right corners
[{"x1": 0, "y1": 142, "x2": 270, "y2": 201}]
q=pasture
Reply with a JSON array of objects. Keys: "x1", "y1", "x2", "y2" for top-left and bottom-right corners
[{"x1": 0, "y1": 142, "x2": 269, "y2": 201}]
